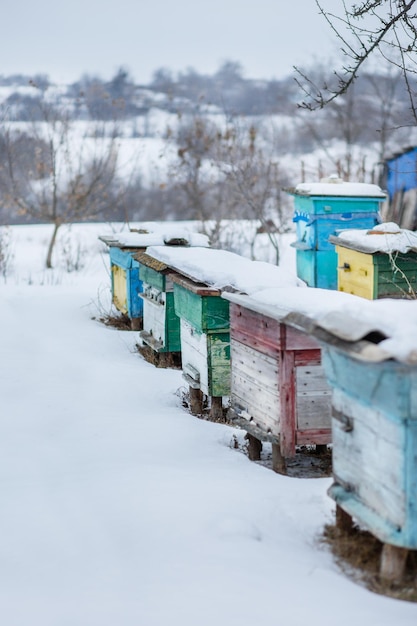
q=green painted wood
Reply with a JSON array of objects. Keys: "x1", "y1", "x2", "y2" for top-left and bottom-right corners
[
  {"x1": 165, "y1": 292, "x2": 181, "y2": 352},
  {"x1": 139, "y1": 264, "x2": 166, "y2": 291},
  {"x1": 207, "y1": 331, "x2": 231, "y2": 397},
  {"x1": 174, "y1": 283, "x2": 229, "y2": 331},
  {"x1": 374, "y1": 252, "x2": 417, "y2": 298}
]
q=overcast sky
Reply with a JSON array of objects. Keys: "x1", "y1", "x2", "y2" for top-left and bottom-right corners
[{"x1": 3, "y1": 0, "x2": 340, "y2": 84}]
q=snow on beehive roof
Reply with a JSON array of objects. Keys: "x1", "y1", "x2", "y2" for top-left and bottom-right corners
[
  {"x1": 145, "y1": 246, "x2": 303, "y2": 294},
  {"x1": 99, "y1": 227, "x2": 210, "y2": 248},
  {"x1": 331, "y1": 222, "x2": 417, "y2": 254},
  {"x1": 224, "y1": 286, "x2": 417, "y2": 364},
  {"x1": 290, "y1": 175, "x2": 386, "y2": 198}
]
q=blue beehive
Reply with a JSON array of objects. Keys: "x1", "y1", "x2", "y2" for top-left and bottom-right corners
[
  {"x1": 288, "y1": 177, "x2": 385, "y2": 289},
  {"x1": 99, "y1": 231, "x2": 167, "y2": 329},
  {"x1": 383, "y1": 146, "x2": 417, "y2": 228}
]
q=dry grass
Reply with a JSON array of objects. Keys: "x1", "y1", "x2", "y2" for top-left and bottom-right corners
[
  {"x1": 136, "y1": 343, "x2": 182, "y2": 369},
  {"x1": 94, "y1": 312, "x2": 133, "y2": 330},
  {"x1": 322, "y1": 523, "x2": 417, "y2": 602}
]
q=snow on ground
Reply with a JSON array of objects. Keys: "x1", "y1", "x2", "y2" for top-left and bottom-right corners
[{"x1": 0, "y1": 223, "x2": 416, "y2": 626}]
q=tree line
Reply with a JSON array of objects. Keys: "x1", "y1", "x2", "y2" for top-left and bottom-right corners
[{"x1": 1, "y1": 15, "x2": 417, "y2": 268}]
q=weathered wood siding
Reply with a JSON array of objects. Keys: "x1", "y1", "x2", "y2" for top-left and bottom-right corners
[
  {"x1": 229, "y1": 302, "x2": 332, "y2": 456},
  {"x1": 139, "y1": 264, "x2": 166, "y2": 292},
  {"x1": 173, "y1": 281, "x2": 229, "y2": 331},
  {"x1": 181, "y1": 320, "x2": 230, "y2": 397},
  {"x1": 323, "y1": 346, "x2": 417, "y2": 548},
  {"x1": 336, "y1": 246, "x2": 375, "y2": 299},
  {"x1": 140, "y1": 276, "x2": 181, "y2": 353},
  {"x1": 108, "y1": 247, "x2": 144, "y2": 319},
  {"x1": 296, "y1": 364, "x2": 332, "y2": 431},
  {"x1": 337, "y1": 245, "x2": 417, "y2": 299},
  {"x1": 111, "y1": 265, "x2": 128, "y2": 314},
  {"x1": 230, "y1": 339, "x2": 280, "y2": 433},
  {"x1": 292, "y1": 193, "x2": 381, "y2": 289}
]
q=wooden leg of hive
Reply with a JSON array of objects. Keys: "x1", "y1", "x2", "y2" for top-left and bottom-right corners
[
  {"x1": 210, "y1": 396, "x2": 223, "y2": 421},
  {"x1": 246, "y1": 433, "x2": 262, "y2": 461},
  {"x1": 272, "y1": 443, "x2": 286, "y2": 474},
  {"x1": 335, "y1": 505, "x2": 353, "y2": 533},
  {"x1": 189, "y1": 387, "x2": 203, "y2": 415},
  {"x1": 380, "y1": 544, "x2": 408, "y2": 583},
  {"x1": 131, "y1": 317, "x2": 143, "y2": 331}
]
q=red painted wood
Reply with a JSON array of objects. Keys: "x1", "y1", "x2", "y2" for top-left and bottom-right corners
[
  {"x1": 229, "y1": 302, "x2": 331, "y2": 458},
  {"x1": 285, "y1": 325, "x2": 321, "y2": 350},
  {"x1": 296, "y1": 429, "x2": 332, "y2": 445},
  {"x1": 294, "y1": 349, "x2": 322, "y2": 367},
  {"x1": 279, "y1": 332, "x2": 297, "y2": 458},
  {"x1": 230, "y1": 303, "x2": 281, "y2": 358}
]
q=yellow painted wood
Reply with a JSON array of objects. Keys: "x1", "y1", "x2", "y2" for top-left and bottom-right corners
[
  {"x1": 336, "y1": 246, "x2": 375, "y2": 299},
  {"x1": 112, "y1": 265, "x2": 128, "y2": 313}
]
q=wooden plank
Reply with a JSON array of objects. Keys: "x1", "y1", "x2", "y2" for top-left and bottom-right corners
[
  {"x1": 336, "y1": 246, "x2": 375, "y2": 299},
  {"x1": 296, "y1": 364, "x2": 332, "y2": 430},
  {"x1": 139, "y1": 264, "x2": 166, "y2": 291},
  {"x1": 331, "y1": 387, "x2": 406, "y2": 531},
  {"x1": 180, "y1": 320, "x2": 209, "y2": 395},
  {"x1": 285, "y1": 325, "x2": 321, "y2": 351},
  {"x1": 111, "y1": 265, "x2": 128, "y2": 314},
  {"x1": 230, "y1": 303, "x2": 281, "y2": 358},
  {"x1": 165, "y1": 292, "x2": 181, "y2": 352},
  {"x1": 279, "y1": 344, "x2": 296, "y2": 458},
  {"x1": 230, "y1": 340, "x2": 280, "y2": 433},
  {"x1": 207, "y1": 332, "x2": 231, "y2": 397},
  {"x1": 380, "y1": 544, "x2": 409, "y2": 583},
  {"x1": 296, "y1": 429, "x2": 331, "y2": 445},
  {"x1": 294, "y1": 349, "x2": 321, "y2": 367},
  {"x1": 230, "y1": 375, "x2": 279, "y2": 432},
  {"x1": 231, "y1": 340, "x2": 279, "y2": 389},
  {"x1": 171, "y1": 273, "x2": 221, "y2": 296},
  {"x1": 174, "y1": 282, "x2": 229, "y2": 331}
]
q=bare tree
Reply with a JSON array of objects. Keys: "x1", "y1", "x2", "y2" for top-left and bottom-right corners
[
  {"x1": 166, "y1": 114, "x2": 226, "y2": 220},
  {"x1": 0, "y1": 83, "x2": 121, "y2": 268},
  {"x1": 216, "y1": 121, "x2": 292, "y2": 264},
  {"x1": 296, "y1": 0, "x2": 417, "y2": 122}
]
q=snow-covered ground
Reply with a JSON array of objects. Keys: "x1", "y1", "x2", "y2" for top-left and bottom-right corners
[{"x1": 1, "y1": 223, "x2": 416, "y2": 625}]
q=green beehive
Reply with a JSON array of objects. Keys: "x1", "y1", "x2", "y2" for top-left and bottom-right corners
[
  {"x1": 136, "y1": 252, "x2": 181, "y2": 357},
  {"x1": 172, "y1": 274, "x2": 230, "y2": 399}
]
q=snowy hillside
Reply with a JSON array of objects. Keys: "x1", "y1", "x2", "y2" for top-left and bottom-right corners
[{"x1": 0, "y1": 222, "x2": 416, "y2": 625}]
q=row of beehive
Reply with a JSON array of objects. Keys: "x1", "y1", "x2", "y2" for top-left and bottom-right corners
[
  {"x1": 100, "y1": 232, "x2": 333, "y2": 466},
  {"x1": 100, "y1": 237, "x2": 417, "y2": 584},
  {"x1": 99, "y1": 180, "x2": 417, "y2": 585}
]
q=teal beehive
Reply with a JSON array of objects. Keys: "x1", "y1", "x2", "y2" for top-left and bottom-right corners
[{"x1": 288, "y1": 177, "x2": 385, "y2": 289}]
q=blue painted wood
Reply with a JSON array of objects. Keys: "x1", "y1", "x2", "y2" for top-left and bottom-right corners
[
  {"x1": 385, "y1": 147, "x2": 417, "y2": 201},
  {"x1": 291, "y1": 191, "x2": 382, "y2": 290},
  {"x1": 108, "y1": 246, "x2": 144, "y2": 319},
  {"x1": 295, "y1": 249, "x2": 339, "y2": 289},
  {"x1": 322, "y1": 345, "x2": 417, "y2": 549}
]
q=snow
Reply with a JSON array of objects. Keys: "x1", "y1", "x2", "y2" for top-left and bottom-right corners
[
  {"x1": 293, "y1": 176, "x2": 387, "y2": 198},
  {"x1": 1, "y1": 223, "x2": 416, "y2": 625},
  {"x1": 234, "y1": 285, "x2": 417, "y2": 363},
  {"x1": 101, "y1": 226, "x2": 210, "y2": 248},
  {"x1": 146, "y1": 245, "x2": 304, "y2": 292},
  {"x1": 334, "y1": 222, "x2": 417, "y2": 254}
]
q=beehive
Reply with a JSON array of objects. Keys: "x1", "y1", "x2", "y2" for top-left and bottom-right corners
[
  {"x1": 330, "y1": 225, "x2": 417, "y2": 299},
  {"x1": 137, "y1": 252, "x2": 181, "y2": 357},
  {"x1": 172, "y1": 274, "x2": 230, "y2": 401},
  {"x1": 283, "y1": 293, "x2": 417, "y2": 582},
  {"x1": 288, "y1": 177, "x2": 385, "y2": 289},
  {"x1": 223, "y1": 292, "x2": 332, "y2": 471},
  {"x1": 99, "y1": 235, "x2": 147, "y2": 329}
]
